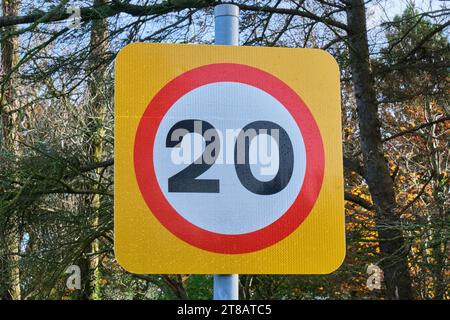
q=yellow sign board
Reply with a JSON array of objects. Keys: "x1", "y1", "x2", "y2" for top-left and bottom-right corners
[{"x1": 115, "y1": 43, "x2": 345, "y2": 274}]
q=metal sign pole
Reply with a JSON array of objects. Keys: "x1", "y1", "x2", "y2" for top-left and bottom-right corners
[
  {"x1": 213, "y1": 3, "x2": 239, "y2": 301},
  {"x1": 214, "y1": 4, "x2": 239, "y2": 46}
]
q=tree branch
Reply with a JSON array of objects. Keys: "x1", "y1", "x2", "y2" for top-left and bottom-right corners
[
  {"x1": 344, "y1": 191, "x2": 374, "y2": 211},
  {"x1": 79, "y1": 158, "x2": 114, "y2": 173},
  {"x1": 0, "y1": 1, "x2": 194, "y2": 28},
  {"x1": 0, "y1": 1, "x2": 348, "y2": 31},
  {"x1": 239, "y1": 3, "x2": 348, "y2": 31},
  {"x1": 343, "y1": 157, "x2": 365, "y2": 178},
  {"x1": 382, "y1": 116, "x2": 449, "y2": 142},
  {"x1": 399, "y1": 176, "x2": 433, "y2": 214},
  {"x1": 399, "y1": 20, "x2": 450, "y2": 63}
]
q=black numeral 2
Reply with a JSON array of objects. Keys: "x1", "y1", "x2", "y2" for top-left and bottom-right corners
[{"x1": 166, "y1": 120, "x2": 220, "y2": 193}]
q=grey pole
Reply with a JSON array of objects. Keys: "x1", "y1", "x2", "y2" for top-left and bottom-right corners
[
  {"x1": 213, "y1": 3, "x2": 239, "y2": 301},
  {"x1": 214, "y1": 274, "x2": 239, "y2": 300},
  {"x1": 214, "y1": 4, "x2": 239, "y2": 45}
]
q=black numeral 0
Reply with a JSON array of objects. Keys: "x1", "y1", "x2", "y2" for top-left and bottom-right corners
[{"x1": 234, "y1": 121, "x2": 294, "y2": 195}]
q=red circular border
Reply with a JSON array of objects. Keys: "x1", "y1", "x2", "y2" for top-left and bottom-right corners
[{"x1": 134, "y1": 63, "x2": 324, "y2": 254}]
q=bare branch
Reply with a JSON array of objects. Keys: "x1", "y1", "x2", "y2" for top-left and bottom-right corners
[
  {"x1": 343, "y1": 157, "x2": 365, "y2": 178},
  {"x1": 0, "y1": 1, "x2": 349, "y2": 31},
  {"x1": 79, "y1": 158, "x2": 114, "y2": 173},
  {"x1": 383, "y1": 116, "x2": 450, "y2": 142},
  {"x1": 344, "y1": 191, "x2": 374, "y2": 211}
]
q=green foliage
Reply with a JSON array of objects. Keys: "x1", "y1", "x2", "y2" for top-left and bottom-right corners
[
  {"x1": 0, "y1": 1, "x2": 448, "y2": 300},
  {"x1": 185, "y1": 275, "x2": 213, "y2": 299}
]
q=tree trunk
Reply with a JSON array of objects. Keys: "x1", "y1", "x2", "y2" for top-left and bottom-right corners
[
  {"x1": 424, "y1": 101, "x2": 447, "y2": 299},
  {"x1": 346, "y1": 0, "x2": 413, "y2": 299},
  {"x1": 0, "y1": 0, "x2": 21, "y2": 301},
  {"x1": 81, "y1": 0, "x2": 109, "y2": 300}
]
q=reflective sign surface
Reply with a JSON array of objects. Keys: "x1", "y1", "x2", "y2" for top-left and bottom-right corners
[{"x1": 115, "y1": 43, "x2": 345, "y2": 274}]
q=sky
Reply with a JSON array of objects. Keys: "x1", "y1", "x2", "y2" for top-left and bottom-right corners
[
  {"x1": 367, "y1": 0, "x2": 447, "y2": 29},
  {"x1": 365, "y1": 0, "x2": 449, "y2": 54}
]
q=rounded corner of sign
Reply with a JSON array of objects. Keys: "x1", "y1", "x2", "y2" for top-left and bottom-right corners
[
  {"x1": 114, "y1": 251, "x2": 143, "y2": 275},
  {"x1": 323, "y1": 248, "x2": 347, "y2": 275},
  {"x1": 115, "y1": 42, "x2": 144, "y2": 64},
  {"x1": 313, "y1": 49, "x2": 340, "y2": 75},
  {"x1": 113, "y1": 248, "x2": 128, "y2": 270}
]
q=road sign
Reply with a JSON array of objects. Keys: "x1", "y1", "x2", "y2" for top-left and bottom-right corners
[{"x1": 115, "y1": 43, "x2": 345, "y2": 274}]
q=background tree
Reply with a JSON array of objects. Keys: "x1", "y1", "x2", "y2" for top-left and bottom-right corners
[
  {"x1": 0, "y1": 0, "x2": 448, "y2": 300},
  {"x1": 0, "y1": 0, "x2": 21, "y2": 300}
]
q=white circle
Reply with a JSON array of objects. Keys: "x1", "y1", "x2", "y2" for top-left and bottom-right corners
[{"x1": 154, "y1": 82, "x2": 306, "y2": 235}]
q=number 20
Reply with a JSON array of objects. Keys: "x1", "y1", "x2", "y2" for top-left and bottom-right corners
[{"x1": 166, "y1": 119, "x2": 294, "y2": 195}]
